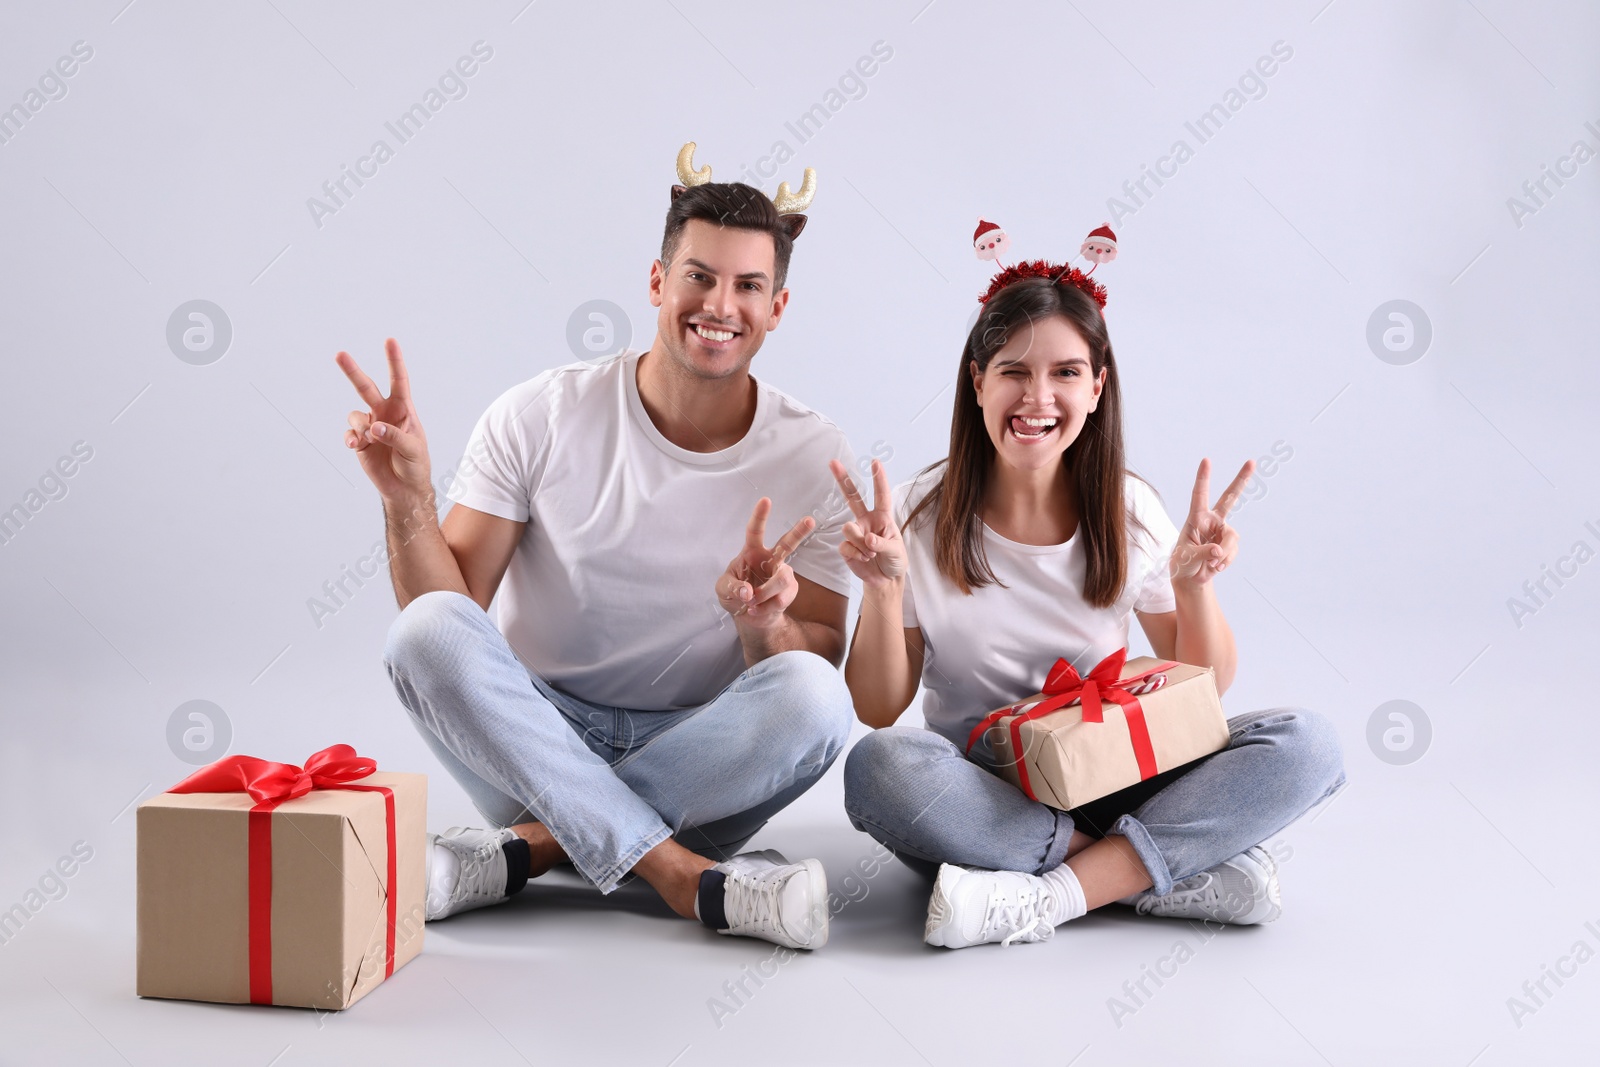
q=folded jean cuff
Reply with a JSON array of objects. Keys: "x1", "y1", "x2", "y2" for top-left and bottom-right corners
[
  {"x1": 1108, "y1": 813, "x2": 1175, "y2": 895},
  {"x1": 585, "y1": 824, "x2": 673, "y2": 895},
  {"x1": 1037, "y1": 806, "x2": 1078, "y2": 874}
]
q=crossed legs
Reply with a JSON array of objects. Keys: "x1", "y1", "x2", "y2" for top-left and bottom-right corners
[
  {"x1": 843, "y1": 710, "x2": 1346, "y2": 906},
  {"x1": 384, "y1": 591, "x2": 854, "y2": 917}
]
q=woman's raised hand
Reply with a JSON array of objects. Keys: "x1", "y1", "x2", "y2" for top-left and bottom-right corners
[
  {"x1": 336, "y1": 338, "x2": 433, "y2": 504},
  {"x1": 829, "y1": 458, "x2": 908, "y2": 587},
  {"x1": 1169, "y1": 458, "x2": 1254, "y2": 588}
]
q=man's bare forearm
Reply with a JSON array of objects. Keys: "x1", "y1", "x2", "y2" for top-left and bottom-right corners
[
  {"x1": 737, "y1": 614, "x2": 844, "y2": 669},
  {"x1": 382, "y1": 492, "x2": 469, "y2": 610}
]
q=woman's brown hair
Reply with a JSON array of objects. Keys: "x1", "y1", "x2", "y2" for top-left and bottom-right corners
[{"x1": 904, "y1": 275, "x2": 1147, "y2": 609}]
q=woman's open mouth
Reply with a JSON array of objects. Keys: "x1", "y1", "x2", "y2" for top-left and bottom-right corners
[{"x1": 1007, "y1": 415, "x2": 1059, "y2": 443}]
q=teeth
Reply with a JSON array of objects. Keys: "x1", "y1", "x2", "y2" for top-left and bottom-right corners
[
  {"x1": 694, "y1": 325, "x2": 735, "y2": 342},
  {"x1": 1009, "y1": 415, "x2": 1058, "y2": 440}
]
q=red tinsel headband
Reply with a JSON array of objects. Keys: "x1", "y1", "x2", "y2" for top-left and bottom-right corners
[
  {"x1": 979, "y1": 260, "x2": 1107, "y2": 307},
  {"x1": 973, "y1": 220, "x2": 1119, "y2": 309}
]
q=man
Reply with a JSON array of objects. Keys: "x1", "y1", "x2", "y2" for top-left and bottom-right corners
[{"x1": 335, "y1": 144, "x2": 855, "y2": 950}]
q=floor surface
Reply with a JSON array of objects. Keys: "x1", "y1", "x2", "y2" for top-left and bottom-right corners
[{"x1": 4, "y1": 681, "x2": 1596, "y2": 1066}]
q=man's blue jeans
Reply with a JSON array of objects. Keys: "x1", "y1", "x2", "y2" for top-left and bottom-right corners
[
  {"x1": 383, "y1": 591, "x2": 854, "y2": 893},
  {"x1": 842, "y1": 709, "x2": 1346, "y2": 895}
]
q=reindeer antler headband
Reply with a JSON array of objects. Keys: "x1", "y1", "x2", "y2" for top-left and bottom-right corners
[
  {"x1": 973, "y1": 219, "x2": 1119, "y2": 310},
  {"x1": 673, "y1": 141, "x2": 816, "y2": 238}
]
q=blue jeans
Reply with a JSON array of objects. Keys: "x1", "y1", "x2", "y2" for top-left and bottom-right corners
[
  {"x1": 842, "y1": 709, "x2": 1346, "y2": 895},
  {"x1": 384, "y1": 591, "x2": 854, "y2": 893}
]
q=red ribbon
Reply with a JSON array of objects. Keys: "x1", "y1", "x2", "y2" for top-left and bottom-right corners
[
  {"x1": 168, "y1": 744, "x2": 397, "y2": 1005},
  {"x1": 965, "y1": 650, "x2": 1177, "y2": 802}
]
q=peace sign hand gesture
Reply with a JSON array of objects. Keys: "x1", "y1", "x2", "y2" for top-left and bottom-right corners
[
  {"x1": 1169, "y1": 458, "x2": 1255, "y2": 588},
  {"x1": 336, "y1": 338, "x2": 432, "y2": 504},
  {"x1": 829, "y1": 458, "x2": 908, "y2": 588},
  {"x1": 717, "y1": 498, "x2": 816, "y2": 630}
]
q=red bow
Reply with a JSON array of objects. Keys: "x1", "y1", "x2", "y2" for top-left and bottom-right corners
[
  {"x1": 170, "y1": 744, "x2": 378, "y2": 804},
  {"x1": 168, "y1": 744, "x2": 395, "y2": 1005},
  {"x1": 965, "y1": 650, "x2": 1175, "y2": 803}
]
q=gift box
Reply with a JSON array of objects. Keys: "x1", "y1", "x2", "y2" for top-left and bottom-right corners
[
  {"x1": 137, "y1": 745, "x2": 426, "y2": 1010},
  {"x1": 969, "y1": 650, "x2": 1230, "y2": 811}
]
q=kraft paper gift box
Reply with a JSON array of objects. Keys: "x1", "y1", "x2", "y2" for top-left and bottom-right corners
[
  {"x1": 137, "y1": 745, "x2": 426, "y2": 1010},
  {"x1": 970, "y1": 650, "x2": 1230, "y2": 811}
]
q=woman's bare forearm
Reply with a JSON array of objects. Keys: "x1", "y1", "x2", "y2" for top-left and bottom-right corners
[
  {"x1": 843, "y1": 579, "x2": 918, "y2": 728},
  {"x1": 1173, "y1": 581, "x2": 1238, "y2": 694}
]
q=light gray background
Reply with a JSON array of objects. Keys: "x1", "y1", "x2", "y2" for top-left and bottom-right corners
[{"x1": 2, "y1": 1, "x2": 1597, "y2": 1064}]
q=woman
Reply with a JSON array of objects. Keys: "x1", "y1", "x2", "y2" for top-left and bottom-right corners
[{"x1": 830, "y1": 267, "x2": 1345, "y2": 949}]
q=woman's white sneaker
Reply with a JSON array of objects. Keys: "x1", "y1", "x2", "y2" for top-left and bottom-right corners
[
  {"x1": 700, "y1": 850, "x2": 830, "y2": 950},
  {"x1": 425, "y1": 826, "x2": 517, "y2": 921},
  {"x1": 1131, "y1": 845, "x2": 1282, "y2": 925},
  {"x1": 924, "y1": 863, "x2": 1056, "y2": 949}
]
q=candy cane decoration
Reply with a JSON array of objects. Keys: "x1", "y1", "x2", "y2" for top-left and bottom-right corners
[{"x1": 1051, "y1": 672, "x2": 1167, "y2": 709}]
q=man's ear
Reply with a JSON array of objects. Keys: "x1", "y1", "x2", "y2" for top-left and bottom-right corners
[
  {"x1": 648, "y1": 259, "x2": 665, "y2": 308},
  {"x1": 779, "y1": 214, "x2": 808, "y2": 240},
  {"x1": 671, "y1": 184, "x2": 687, "y2": 201},
  {"x1": 765, "y1": 285, "x2": 790, "y2": 332}
]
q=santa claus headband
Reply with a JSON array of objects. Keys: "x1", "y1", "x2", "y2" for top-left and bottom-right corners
[
  {"x1": 673, "y1": 142, "x2": 816, "y2": 239},
  {"x1": 973, "y1": 219, "x2": 1119, "y2": 309}
]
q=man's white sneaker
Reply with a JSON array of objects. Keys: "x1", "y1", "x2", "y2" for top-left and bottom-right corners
[
  {"x1": 1131, "y1": 845, "x2": 1282, "y2": 925},
  {"x1": 704, "y1": 850, "x2": 830, "y2": 950},
  {"x1": 924, "y1": 863, "x2": 1056, "y2": 949},
  {"x1": 425, "y1": 826, "x2": 515, "y2": 921}
]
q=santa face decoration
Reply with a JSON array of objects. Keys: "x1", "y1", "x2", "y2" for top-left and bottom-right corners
[
  {"x1": 974, "y1": 219, "x2": 1011, "y2": 263},
  {"x1": 1079, "y1": 224, "x2": 1118, "y2": 266},
  {"x1": 1081, "y1": 238, "x2": 1116, "y2": 262}
]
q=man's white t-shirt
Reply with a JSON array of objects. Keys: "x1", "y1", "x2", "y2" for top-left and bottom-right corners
[
  {"x1": 893, "y1": 466, "x2": 1180, "y2": 750},
  {"x1": 445, "y1": 350, "x2": 856, "y2": 711}
]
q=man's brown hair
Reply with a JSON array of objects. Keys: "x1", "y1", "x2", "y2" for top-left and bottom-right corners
[{"x1": 660, "y1": 182, "x2": 804, "y2": 289}]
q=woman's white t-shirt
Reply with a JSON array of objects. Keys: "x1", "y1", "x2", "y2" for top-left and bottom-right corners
[
  {"x1": 893, "y1": 467, "x2": 1180, "y2": 750},
  {"x1": 445, "y1": 350, "x2": 856, "y2": 711}
]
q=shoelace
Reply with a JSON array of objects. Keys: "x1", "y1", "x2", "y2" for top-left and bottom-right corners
[
  {"x1": 451, "y1": 840, "x2": 507, "y2": 906},
  {"x1": 987, "y1": 883, "x2": 1056, "y2": 947},
  {"x1": 723, "y1": 868, "x2": 785, "y2": 937},
  {"x1": 1136, "y1": 870, "x2": 1217, "y2": 915}
]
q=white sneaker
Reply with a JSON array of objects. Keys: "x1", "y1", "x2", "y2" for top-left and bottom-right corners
[
  {"x1": 425, "y1": 826, "x2": 515, "y2": 921},
  {"x1": 1131, "y1": 845, "x2": 1281, "y2": 925},
  {"x1": 709, "y1": 850, "x2": 829, "y2": 950},
  {"x1": 924, "y1": 863, "x2": 1056, "y2": 949}
]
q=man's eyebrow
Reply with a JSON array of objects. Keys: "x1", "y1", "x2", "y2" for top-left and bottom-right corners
[{"x1": 683, "y1": 258, "x2": 769, "y2": 282}]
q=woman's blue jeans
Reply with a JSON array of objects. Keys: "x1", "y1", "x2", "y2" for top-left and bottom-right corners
[{"x1": 842, "y1": 709, "x2": 1346, "y2": 895}]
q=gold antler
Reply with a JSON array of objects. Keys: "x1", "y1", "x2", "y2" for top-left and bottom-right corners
[
  {"x1": 771, "y1": 167, "x2": 817, "y2": 214},
  {"x1": 676, "y1": 142, "x2": 712, "y2": 186}
]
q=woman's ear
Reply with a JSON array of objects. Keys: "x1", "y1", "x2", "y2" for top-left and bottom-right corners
[
  {"x1": 1087, "y1": 366, "x2": 1107, "y2": 411},
  {"x1": 969, "y1": 359, "x2": 984, "y2": 406}
]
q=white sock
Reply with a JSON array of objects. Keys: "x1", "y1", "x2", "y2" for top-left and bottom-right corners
[{"x1": 1039, "y1": 864, "x2": 1088, "y2": 926}]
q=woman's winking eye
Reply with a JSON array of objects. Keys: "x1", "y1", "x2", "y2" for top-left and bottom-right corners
[{"x1": 1000, "y1": 367, "x2": 1080, "y2": 378}]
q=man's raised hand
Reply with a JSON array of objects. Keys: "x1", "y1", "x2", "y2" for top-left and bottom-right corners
[
  {"x1": 829, "y1": 458, "x2": 907, "y2": 587},
  {"x1": 1169, "y1": 457, "x2": 1254, "y2": 587},
  {"x1": 336, "y1": 338, "x2": 432, "y2": 503},
  {"x1": 717, "y1": 497, "x2": 815, "y2": 628}
]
